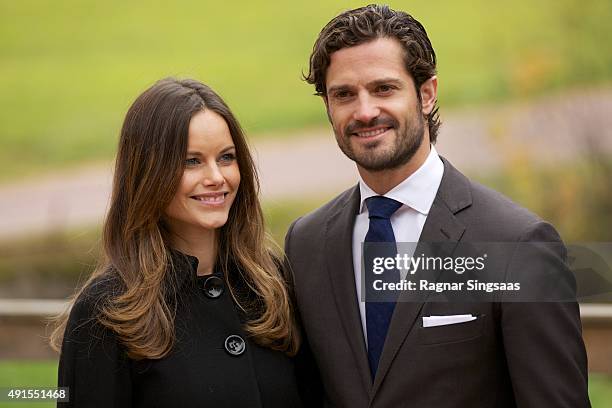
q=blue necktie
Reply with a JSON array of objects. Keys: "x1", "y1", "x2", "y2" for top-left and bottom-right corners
[{"x1": 364, "y1": 196, "x2": 402, "y2": 378}]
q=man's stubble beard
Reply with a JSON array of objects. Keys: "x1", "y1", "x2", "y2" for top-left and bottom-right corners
[{"x1": 333, "y1": 109, "x2": 426, "y2": 172}]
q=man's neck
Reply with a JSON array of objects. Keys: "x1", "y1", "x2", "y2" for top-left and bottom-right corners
[{"x1": 358, "y1": 141, "x2": 431, "y2": 195}]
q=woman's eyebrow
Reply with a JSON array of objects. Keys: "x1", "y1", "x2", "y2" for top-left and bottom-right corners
[{"x1": 219, "y1": 145, "x2": 236, "y2": 154}]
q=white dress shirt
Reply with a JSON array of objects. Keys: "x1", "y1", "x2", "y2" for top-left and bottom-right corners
[{"x1": 352, "y1": 145, "x2": 444, "y2": 342}]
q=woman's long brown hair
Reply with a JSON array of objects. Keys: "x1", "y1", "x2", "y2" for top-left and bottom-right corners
[{"x1": 50, "y1": 78, "x2": 299, "y2": 358}]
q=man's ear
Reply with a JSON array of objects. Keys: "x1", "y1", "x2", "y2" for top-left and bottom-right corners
[{"x1": 419, "y1": 76, "x2": 438, "y2": 115}]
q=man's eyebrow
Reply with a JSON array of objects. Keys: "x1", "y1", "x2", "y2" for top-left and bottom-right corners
[
  {"x1": 327, "y1": 78, "x2": 403, "y2": 94},
  {"x1": 367, "y1": 78, "x2": 403, "y2": 87}
]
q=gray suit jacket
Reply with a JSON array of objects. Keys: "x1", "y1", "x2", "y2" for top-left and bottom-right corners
[{"x1": 285, "y1": 158, "x2": 589, "y2": 407}]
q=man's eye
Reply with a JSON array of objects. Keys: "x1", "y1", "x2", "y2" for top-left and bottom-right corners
[
  {"x1": 185, "y1": 157, "x2": 200, "y2": 166},
  {"x1": 376, "y1": 85, "x2": 394, "y2": 93},
  {"x1": 333, "y1": 91, "x2": 352, "y2": 99}
]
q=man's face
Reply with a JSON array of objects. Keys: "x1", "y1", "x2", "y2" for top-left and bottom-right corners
[{"x1": 324, "y1": 37, "x2": 428, "y2": 172}]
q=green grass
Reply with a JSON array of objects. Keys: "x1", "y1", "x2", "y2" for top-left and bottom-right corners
[
  {"x1": 0, "y1": 361, "x2": 56, "y2": 408},
  {"x1": 1, "y1": 0, "x2": 612, "y2": 180},
  {"x1": 590, "y1": 374, "x2": 612, "y2": 407},
  {"x1": 0, "y1": 360, "x2": 611, "y2": 407}
]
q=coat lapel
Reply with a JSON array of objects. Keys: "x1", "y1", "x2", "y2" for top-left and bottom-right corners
[
  {"x1": 325, "y1": 185, "x2": 373, "y2": 390},
  {"x1": 370, "y1": 157, "x2": 471, "y2": 398}
]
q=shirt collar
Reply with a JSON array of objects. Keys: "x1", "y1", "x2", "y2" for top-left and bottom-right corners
[{"x1": 358, "y1": 145, "x2": 444, "y2": 216}]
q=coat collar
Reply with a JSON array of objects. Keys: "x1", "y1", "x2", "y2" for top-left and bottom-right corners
[{"x1": 169, "y1": 249, "x2": 201, "y2": 289}]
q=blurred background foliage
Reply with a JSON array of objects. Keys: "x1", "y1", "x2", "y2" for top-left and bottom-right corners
[
  {"x1": 1, "y1": 0, "x2": 612, "y2": 180},
  {"x1": 479, "y1": 156, "x2": 612, "y2": 242}
]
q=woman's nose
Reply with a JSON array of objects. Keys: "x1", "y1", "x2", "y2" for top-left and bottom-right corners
[{"x1": 201, "y1": 164, "x2": 225, "y2": 187}]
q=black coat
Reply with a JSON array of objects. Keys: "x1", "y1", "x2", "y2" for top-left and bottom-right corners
[{"x1": 58, "y1": 254, "x2": 303, "y2": 408}]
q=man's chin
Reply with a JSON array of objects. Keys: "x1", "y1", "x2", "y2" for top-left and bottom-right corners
[
  {"x1": 353, "y1": 146, "x2": 417, "y2": 172},
  {"x1": 348, "y1": 136, "x2": 390, "y2": 156},
  {"x1": 353, "y1": 153, "x2": 397, "y2": 172}
]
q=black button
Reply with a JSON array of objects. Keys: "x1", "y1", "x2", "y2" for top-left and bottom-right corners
[
  {"x1": 203, "y1": 276, "x2": 224, "y2": 299},
  {"x1": 224, "y1": 335, "x2": 246, "y2": 356}
]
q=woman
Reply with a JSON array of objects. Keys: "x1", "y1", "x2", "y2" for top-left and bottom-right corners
[{"x1": 50, "y1": 78, "x2": 303, "y2": 407}]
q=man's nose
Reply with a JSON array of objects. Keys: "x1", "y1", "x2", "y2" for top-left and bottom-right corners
[{"x1": 352, "y1": 93, "x2": 380, "y2": 124}]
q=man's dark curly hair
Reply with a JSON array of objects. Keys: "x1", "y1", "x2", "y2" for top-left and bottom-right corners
[{"x1": 304, "y1": 4, "x2": 441, "y2": 143}]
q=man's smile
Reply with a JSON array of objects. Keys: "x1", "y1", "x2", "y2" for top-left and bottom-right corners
[{"x1": 352, "y1": 126, "x2": 392, "y2": 139}]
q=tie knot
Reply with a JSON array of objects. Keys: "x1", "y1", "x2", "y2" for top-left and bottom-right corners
[{"x1": 365, "y1": 196, "x2": 402, "y2": 219}]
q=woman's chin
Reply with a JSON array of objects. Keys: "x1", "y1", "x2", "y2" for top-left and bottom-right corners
[{"x1": 197, "y1": 217, "x2": 229, "y2": 231}]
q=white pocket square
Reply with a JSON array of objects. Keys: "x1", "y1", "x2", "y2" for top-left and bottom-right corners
[{"x1": 422, "y1": 314, "x2": 477, "y2": 328}]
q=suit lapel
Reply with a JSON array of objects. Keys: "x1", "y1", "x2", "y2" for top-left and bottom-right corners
[
  {"x1": 371, "y1": 157, "x2": 471, "y2": 398},
  {"x1": 325, "y1": 186, "x2": 373, "y2": 390}
]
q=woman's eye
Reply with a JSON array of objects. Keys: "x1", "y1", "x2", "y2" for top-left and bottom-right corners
[
  {"x1": 185, "y1": 157, "x2": 200, "y2": 166},
  {"x1": 219, "y1": 153, "x2": 236, "y2": 163}
]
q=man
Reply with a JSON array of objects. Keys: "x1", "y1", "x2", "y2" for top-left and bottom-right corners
[{"x1": 286, "y1": 5, "x2": 590, "y2": 407}]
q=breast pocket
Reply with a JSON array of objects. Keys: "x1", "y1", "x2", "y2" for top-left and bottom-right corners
[{"x1": 417, "y1": 314, "x2": 485, "y2": 346}]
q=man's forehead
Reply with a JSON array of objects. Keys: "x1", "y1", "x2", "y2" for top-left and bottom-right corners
[{"x1": 326, "y1": 39, "x2": 412, "y2": 90}]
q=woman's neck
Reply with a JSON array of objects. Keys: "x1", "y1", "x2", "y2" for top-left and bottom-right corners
[{"x1": 170, "y1": 227, "x2": 218, "y2": 276}]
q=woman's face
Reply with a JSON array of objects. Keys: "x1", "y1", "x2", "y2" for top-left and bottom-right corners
[{"x1": 165, "y1": 109, "x2": 241, "y2": 237}]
